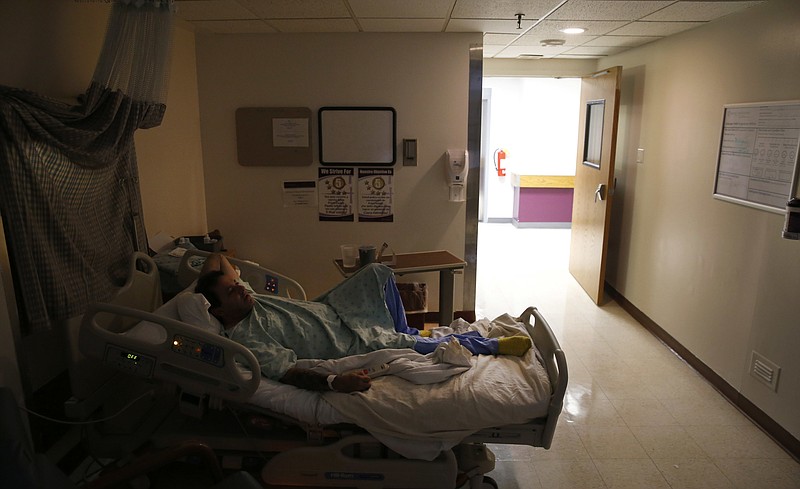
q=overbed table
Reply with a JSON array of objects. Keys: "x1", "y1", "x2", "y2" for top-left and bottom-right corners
[{"x1": 333, "y1": 250, "x2": 466, "y2": 326}]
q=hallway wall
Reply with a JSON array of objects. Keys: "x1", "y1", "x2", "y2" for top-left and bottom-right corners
[{"x1": 604, "y1": 0, "x2": 800, "y2": 440}]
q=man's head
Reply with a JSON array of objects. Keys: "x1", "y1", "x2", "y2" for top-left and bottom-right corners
[{"x1": 195, "y1": 271, "x2": 255, "y2": 327}]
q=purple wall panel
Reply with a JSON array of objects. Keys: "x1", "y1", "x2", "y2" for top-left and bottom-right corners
[{"x1": 516, "y1": 188, "x2": 574, "y2": 222}]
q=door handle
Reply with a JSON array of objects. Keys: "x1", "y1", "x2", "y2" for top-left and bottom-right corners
[{"x1": 594, "y1": 183, "x2": 606, "y2": 202}]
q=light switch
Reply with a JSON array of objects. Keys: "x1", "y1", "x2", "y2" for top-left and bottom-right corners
[
  {"x1": 636, "y1": 148, "x2": 645, "y2": 164},
  {"x1": 403, "y1": 139, "x2": 417, "y2": 166}
]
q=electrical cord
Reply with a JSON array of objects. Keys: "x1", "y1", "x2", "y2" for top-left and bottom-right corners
[
  {"x1": 18, "y1": 390, "x2": 153, "y2": 425},
  {"x1": 228, "y1": 406, "x2": 271, "y2": 463}
]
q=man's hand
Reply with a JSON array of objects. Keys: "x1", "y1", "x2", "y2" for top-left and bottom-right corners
[{"x1": 331, "y1": 372, "x2": 371, "y2": 393}]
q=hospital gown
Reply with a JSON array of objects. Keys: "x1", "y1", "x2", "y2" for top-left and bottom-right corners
[{"x1": 228, "y1": 264, "x2": 416, "y2": 380}]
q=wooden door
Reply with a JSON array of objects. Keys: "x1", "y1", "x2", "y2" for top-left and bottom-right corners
[{"x1": 568, "y1": 67, "x2": 622, "y2": 304}]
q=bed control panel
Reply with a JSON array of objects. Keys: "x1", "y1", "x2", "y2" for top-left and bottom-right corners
[
  {"x1": 262, "y1": 274, "x2": 279, "y2": 295},
  {"x1": 103, "y1": 345, "x2": 156, "y2": 378},
  {"x1": 171, "y1": 334, "x2": 225, "y2": 367}
]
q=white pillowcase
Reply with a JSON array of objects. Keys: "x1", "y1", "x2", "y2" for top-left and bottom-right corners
[{"x1": 175, "y1": 292, "x2": 223, "y2": 334}]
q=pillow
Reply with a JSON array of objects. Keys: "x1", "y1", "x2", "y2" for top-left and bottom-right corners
[
  {"x1": 124, "y1": 320, "x2": 168, "y2": 343},
  {"x1": 175, "y1": 292, "x2": 223, "y2": 334}
]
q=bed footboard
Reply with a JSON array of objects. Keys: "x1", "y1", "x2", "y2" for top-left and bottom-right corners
[
  {"x1": 466, "y1": 307, "x2": 567, "y2": 450},
  {"x1": 520, "y1": 306, "x2": 567, "y2": 449}
]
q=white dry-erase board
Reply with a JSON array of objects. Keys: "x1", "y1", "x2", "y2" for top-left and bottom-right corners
[
  {"x1": 319, "y1": 107, "x2": 396, "y2": 166},
  {"x1": 713, "y1": 100, "x2": 800, "y2": 214}
]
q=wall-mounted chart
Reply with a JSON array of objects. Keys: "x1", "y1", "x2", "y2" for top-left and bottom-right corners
[{"x1": 713, "y1": 101, "x2": 800, "y2": 214}]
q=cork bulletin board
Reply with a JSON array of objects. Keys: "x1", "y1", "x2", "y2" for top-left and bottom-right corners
[{"x1": 235, "y1": 107, "x2": 312, "y2": 166}]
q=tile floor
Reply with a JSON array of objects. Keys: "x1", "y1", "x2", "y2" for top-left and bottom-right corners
[{"x1": 474, "y1": 222, "x2": 800, "y2": 489}]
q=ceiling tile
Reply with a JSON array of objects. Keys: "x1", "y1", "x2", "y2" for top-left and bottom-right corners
[
  {"x1": 349, "y1": 0, "x2": 454, "y2": 18},
  {"x1": 556, "y1": 53, "x2": 606, "y2": 59},
  {"x1": 513, "y1": 34, "x2": 594, "y2": 47},
  {"x1": 446, "y1": 18, "x2": 537, "y2": 34},
  {"x1": 549, "y1": 0, "x2": 674, "y2": 21},
  {"x1": 562, "y1": 45, "x2": 626, "y2": 56},
  {"x1": 190, "y1": 19, "x2": 277, "y2": 33},
  {"x1": 529, "y1": 19, "x2": 631, "y2": 37},
  {"x1": 360, "y1": 19, "x2": 446, "y2": 32},
  {"x1": 237, "y1": 0, "x2": 351, "y2": 19},
  {"x1": 483, "y1": 33, "x2": 520, "y2": 46},
  {"x1": 582, "y1": 35, "x2": 661, "y2": 47},
  {"x1": 452, "y1": 0, "x2": 559, "y2": 20},
  {"x1": 609, "y1": 20, "x2": 705, "y2": 36},
  {"x1": 483, "y1": 44, "x2": 507, "y2": 57},
  {"x1": 642, "y1": 1, "x2": 764, "y2": 22},
  {"x1": 495, "y1": 43, "x2": 575, "y2": 58},
  {"x1": 174, "y1": 0, "x2": 256, "y2": 21},
  {"x1": 268, "y1": 18, "x2": 359, "y2": 32}
]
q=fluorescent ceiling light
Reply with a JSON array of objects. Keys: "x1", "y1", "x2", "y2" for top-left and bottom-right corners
[{"x1": 560, "y1": 27, "x2": 586, "y2": 34}]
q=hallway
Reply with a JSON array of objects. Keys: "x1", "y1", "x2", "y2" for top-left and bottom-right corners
[{"x1": 475, "y1": 222, "x2": 799, "y2": 488}]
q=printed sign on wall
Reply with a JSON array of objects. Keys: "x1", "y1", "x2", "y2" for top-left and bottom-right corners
[
  {"x1": 358, "y1": 168, "x2": 394, "y2": 222},
  {"x1": 282, "y1": 180, "x2": 317, "y2": 207},
  {"x1": 318, "y1": 168, "x2": 354, "y2": 221}
]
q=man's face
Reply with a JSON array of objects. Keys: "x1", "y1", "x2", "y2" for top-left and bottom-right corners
[{"x1": 211, "y1": 275, "x2": 255, "y2": 323}]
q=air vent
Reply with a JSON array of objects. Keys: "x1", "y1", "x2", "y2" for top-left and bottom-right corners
[
  {"x1": 517, "y1": 54, "x2": 543, "y2": 59},
  {"x1": 750, "y1": 351, "x2": 780, "y2": 392},
  {"x1": 540, "y1": 39, "x2": 566, "y2": 47}
]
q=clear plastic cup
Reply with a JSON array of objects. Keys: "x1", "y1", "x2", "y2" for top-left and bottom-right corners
[{"x1": 340, "y1": 245, "x2": 358, "y2": 268}]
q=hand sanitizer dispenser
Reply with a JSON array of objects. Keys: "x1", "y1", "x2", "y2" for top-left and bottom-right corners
[{"x1": 446, "y1": 149, "x2": 468, "y2": 202}]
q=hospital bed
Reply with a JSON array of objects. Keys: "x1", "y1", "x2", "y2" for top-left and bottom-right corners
[{"x1": 75, "y1": 252, "x2": 568, "y2": 488}]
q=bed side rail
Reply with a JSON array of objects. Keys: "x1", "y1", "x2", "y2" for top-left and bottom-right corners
[
  {"x1": 177, "y1": 249, "x2": 307, "y2": 300},
  {"x1": 80, "y1": 303, "x2": 261, "y2": 404},
  {"x1": 518, "y1": 306, "x2": 568, "y2": 449},
  {"x1": 65, "y1": 252, "x2": 163, "y2": 415}
]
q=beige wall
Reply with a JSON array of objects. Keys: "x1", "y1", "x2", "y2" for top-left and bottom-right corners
[
  {"x1": 604, "y1": 0, "x2": 800, "y2": 438},
  {"x1": 195, "y1": 33, "x2": 480, "y2": 302},
  {"x1": 135, "y1": 23, "x2": 208, "y2": 238}
]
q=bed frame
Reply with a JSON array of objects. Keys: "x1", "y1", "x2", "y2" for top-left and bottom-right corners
[
  {"x1": 176, "y1": 248, "x2": 307, "y2": 300},
  {"x1": 76, "y1": 253, "x2": 568, "y2": 489}
]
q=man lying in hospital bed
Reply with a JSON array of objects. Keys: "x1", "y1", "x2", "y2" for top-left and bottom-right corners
[
  {"x1": 193, "y1": 253, "x2": 533, "y2": 394},
  {"x1": 78, "y1": 251, "x2": 565, "y2": 487}
]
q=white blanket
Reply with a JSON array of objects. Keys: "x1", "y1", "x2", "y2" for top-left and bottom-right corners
[
  {"x1": 248, "y1": 314, "x2": 551, "y2": 460},
  {"x1": 297, "y1": 341, "x2": 473, "y2": 385}
]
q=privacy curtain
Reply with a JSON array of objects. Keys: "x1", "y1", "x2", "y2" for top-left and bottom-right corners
[{"x1": 0, "y1": 0, "x2": 173, "y2": 333}]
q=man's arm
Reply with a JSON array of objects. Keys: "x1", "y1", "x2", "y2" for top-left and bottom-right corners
[
  {"x1": 198, "y1": 252, "x2": 238, "y2": 279},
  {"x1": 280, "y1": 368, "x2": 371, "y2": 393}
]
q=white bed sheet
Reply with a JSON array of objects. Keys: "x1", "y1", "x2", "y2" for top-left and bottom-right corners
[
  {"x1": 130, "y1": 289, "x2": 552, "y2": 460},
  {"x1": 246, "y1": 314, "x2": 552, "y2": 460}
]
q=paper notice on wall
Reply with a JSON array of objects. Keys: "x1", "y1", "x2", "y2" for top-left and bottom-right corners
[
  {"x1": 318, "y1": 168, "x2": 354, "y2": 221},
  {"x1": 282, "y1": 180, "x2": 317, "y2": 207},
  {"x1": 358, "y1": 168, "x2": 394, "y2": 222},
  {"x1": 273, "y1": 118, "x2": 309, "y2": 147}
]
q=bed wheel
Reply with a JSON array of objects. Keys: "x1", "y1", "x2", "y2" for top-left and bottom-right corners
[
  {"x1": 463, "y1": 475, "x2": 498, "y2": 489},
  {"x1": 478, "y1": 476, "x2": 498, "y2": 489}
]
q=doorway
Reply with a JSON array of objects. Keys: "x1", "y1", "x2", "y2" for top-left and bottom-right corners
[{"x1": 476, "y1": 76, "x2": 581, "y2": 318}]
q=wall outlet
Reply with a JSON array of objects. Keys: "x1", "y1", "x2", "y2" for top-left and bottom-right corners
[{"x1": 750, "y1": 351, "x2": 780, "y2": 392}]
